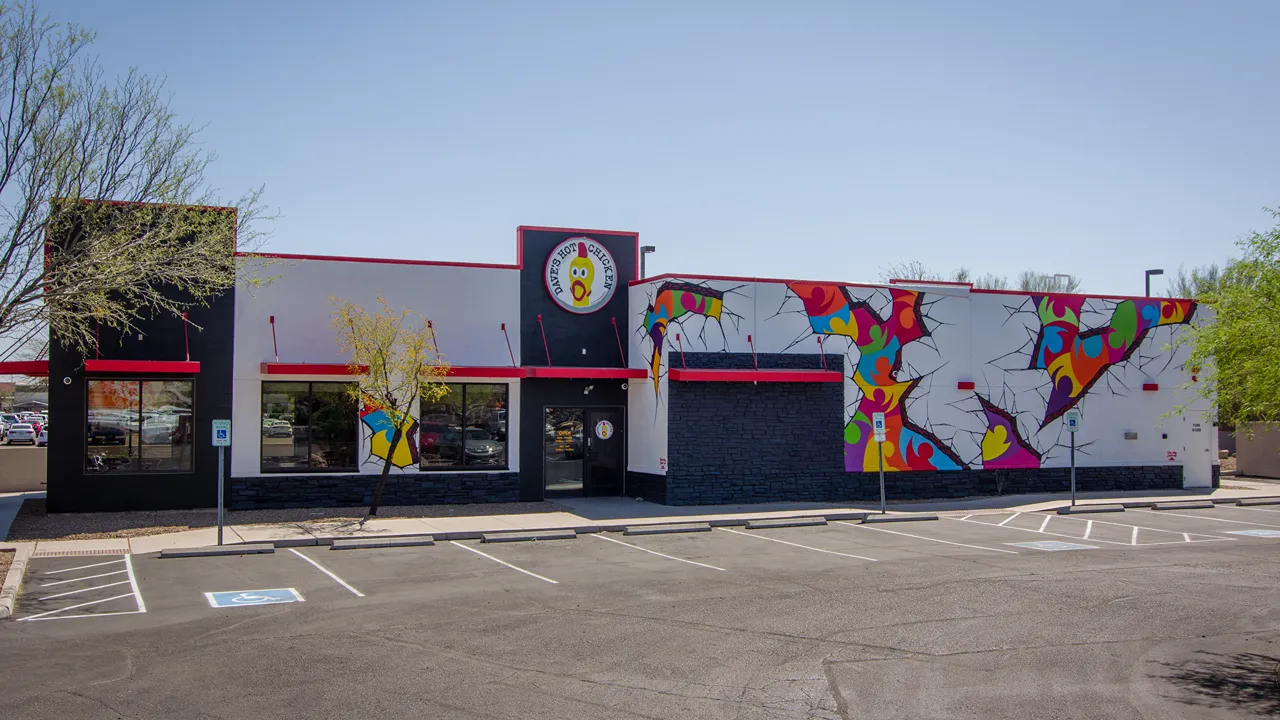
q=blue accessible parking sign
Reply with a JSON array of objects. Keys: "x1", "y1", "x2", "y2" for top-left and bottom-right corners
[{"x1": 205, "y1": 588, "x2": 304, "y2": 608}]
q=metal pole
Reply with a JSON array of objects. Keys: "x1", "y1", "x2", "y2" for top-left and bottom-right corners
[
  {"x1": 878, "y1": 440, "x2": 886, "y2": 514},
  {"x1": 1145, "y1": 274, "x2": 1150, "y2": 298},
  {"x1": 1070, "y1": 431, "x2": 1076, "y2": 507},
  {"x1": 217, "y1": 446, "x2": 225, "y2": 545},
  {"x1": 640, "y1": 253, "x2": 646, "y2": 280}
]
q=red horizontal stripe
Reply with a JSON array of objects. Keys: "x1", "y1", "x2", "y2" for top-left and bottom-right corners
[
  {"x1": 668, "y1": 369, "x2": 844, "y2": 383},
  {"x1": 446, "y1": 366, "x2": 525, "y2": 378},
  {"x1": 957, "y1": 381, "x2": 976, "y2": 390},
  {"x1": 85, "y1": 360, "x2": 200, "y2": 374},
  {"x1": 524, "y1": 367, "x2": 647, "y2": 380},
  {"x1": 261, "y1": 363, "x2": 367, "y2": 376},
  {"x1": 0, "y1": 360, "x2": 49, "y2": 376},
  {"x1": 1142, "y1": 383, "x2": 1159, "y2": 391}
]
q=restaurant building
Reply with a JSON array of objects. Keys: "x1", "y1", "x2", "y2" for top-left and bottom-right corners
[{"x1": 12, "y1": 225, "x2": 1216, "y2": 512}]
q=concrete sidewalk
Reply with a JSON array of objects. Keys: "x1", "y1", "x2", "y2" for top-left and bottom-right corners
[{"x1": 9, "y1": 480, "x2": 1279, "y2": 556}]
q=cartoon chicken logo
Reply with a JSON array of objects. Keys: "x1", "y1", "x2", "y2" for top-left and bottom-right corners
[{"x1": 568, "y1": 242, "x2": 594, "y2": 308}]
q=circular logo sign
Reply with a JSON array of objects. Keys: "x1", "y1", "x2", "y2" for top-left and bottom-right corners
[
  {"x1": 544, "y1": 237, "x2": 617, "y2": 314},
  {"x1": 594, "y1": 420, "x2": 614, "y2": 440}
]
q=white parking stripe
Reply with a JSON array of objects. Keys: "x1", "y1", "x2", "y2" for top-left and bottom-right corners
[
  {"x1": 719, "y1": 527, "x2": 878, "y2": 562},
  {"x1": 947, "y1": 517, "x2": 1132, "y2": 545},
  {"x1": 288, "y1": 549, "x2": 365, "y2": 597},
  {"x1": 1183, "y1": 533, "x2": 1191, "y2": 542},
  {"x1": 1038, "y1": 516, "x2": 1052, "y2": 532},
  {"x1": 40, "y1": 570, "x2": 127, "y2": 587},
  {"x1": 997, "y1": 513, "x2": 1021, "y2": 527},
  {"x1": 1084, "y1": 520, "x2": 1093, "y2": 539},
  {"x1": 592, "y1": 534, "x2": 726, "y2": 571},
  {"x1": 834, "y1": 521, "x2": 1019, "y2": 554},
  {"x1": 41, "y1": 559, "x2": 124, "y2": 575},
  {"x1": 37, "y1": 580, "x2": 132, "y2": 602},
  {"x1": 1131, "y1": 508, "x2": 1280, "y2": 529},
  {"x1": 452, "y1": 542, "x2": 559, "y2": 585},
  {"x1": 1131, "y1": 526, "x2": 1139, "y2": 545},
  {"x1": 124, "y1": 554, "x2": 146, "y2": 613},
  {"x1": 16, "y1": 593, "x2": 136, "y2": 622}
]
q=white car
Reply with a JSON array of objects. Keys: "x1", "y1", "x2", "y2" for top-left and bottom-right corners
[
  {"x1": 36, "y1": 427, "x2": 47, "y2": 446},
  {"x1": 5, "y1": 423, "x2": 35, "y2": 445}
]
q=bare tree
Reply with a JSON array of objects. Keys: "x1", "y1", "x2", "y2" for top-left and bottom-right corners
[
  {"x1": 0, "y1": 3, "x2": 272, "y2": 359},
  {"x1": 881, "y1": 262, "x2": 1013, "y2": 290},
  {"x1": 1166, "y1": 263, "x2": 1223, "y2": 299},
  {"x1": 1016, "y1": 270, "x2": 1082, "y2": 293},
  {"x1": 331, "y1": 295, "x2": 450, "y2": 520}
]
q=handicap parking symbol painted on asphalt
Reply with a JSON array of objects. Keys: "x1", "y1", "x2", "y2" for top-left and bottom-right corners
[
  {"x1": 1007, "y1": 541, "x2": 1098, "y2": 551},
  {"x1": 1226, "y1": 529, "x2": 1280, "y2": 538},
  {"x1": 204, "y1": 588, "x2": 305, "y2": 608}
]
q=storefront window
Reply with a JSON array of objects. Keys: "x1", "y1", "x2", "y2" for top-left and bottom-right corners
[
  {"x1": 86, "y1": 379, "x2": 193, "y2": 473},
  {"x1": 420, "y1": 383, "x2": 507, "y2": 470},
  {"x1": 261, "y1": 382, "x2": 358, "y2": 472}
]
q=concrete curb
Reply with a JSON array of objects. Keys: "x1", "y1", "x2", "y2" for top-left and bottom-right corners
[
  {"x1": 624, "y1": 522, "x2": 712, "y2": 536},
  {"x1": 745, "y1": 517, "x2": 828, "y2": 530},
  {"x1": 1057, "y1": 504, "x2": 1125, "y2": 515},
  {"x1": 860, "y1": 514, "x2": 939, "y2": 524},
  {"x1": 481, "y1": 530, "x2": 576, "y2": 543},
  {"x1": 1153, "y1": 501, "x2": 1216, "y2": 510},
  {"x1": 1236, "y1": 497, "x2": 1280, "y2": 507},
  {"x1": 331, "y1": 537, "x2": 435, "y2": 550},
  {"x1": 0, "y1": 543, "x2": 35, "y2": 620},
  {"x1": 160, "y1": 543, "x2": 275, "y2": 558}
]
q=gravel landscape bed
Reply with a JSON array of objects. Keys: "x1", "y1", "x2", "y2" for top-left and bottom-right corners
[
  {"x1": 5, "y1": 499, "x2": 573, "y2": 541},
  {"x1": 0, "y1": 550, "x2": 13, "y2": 580}
]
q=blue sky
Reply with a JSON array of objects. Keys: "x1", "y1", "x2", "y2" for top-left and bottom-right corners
[{"x1": 47, "y1": 0, "x2": 1280, "y2": 295}]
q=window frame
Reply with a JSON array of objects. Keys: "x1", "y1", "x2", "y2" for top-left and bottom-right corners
[
  {"x1": 84, "y1": 378, "x2": 196, "y2": 475},
  {"x1": 419, "y1": 382, "x2": 509, "y2": 472},
  {"x1": 259, "y1": 381, "x2": 360, "y2": 474}
]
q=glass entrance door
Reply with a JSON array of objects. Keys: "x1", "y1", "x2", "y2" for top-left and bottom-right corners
[
  {"x1": 543, "y1": 407, "x2": 584, "y2": 494},
  {"x1": 543, "y1": 406, "x2": 624, "y2": 497}
]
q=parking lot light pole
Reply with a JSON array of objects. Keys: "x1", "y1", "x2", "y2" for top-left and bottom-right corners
[
  {"x1": 1145, "y1": 268, "x2": 1163, "y2": 297},
  {"x1": 640, "y1": 246, "x2": 656, "y2": 279}
]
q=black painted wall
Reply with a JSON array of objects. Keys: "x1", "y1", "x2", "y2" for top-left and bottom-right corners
[
  {"x1": 518, "y1": 378, "x2": 628, "y2": 500},
  {"x1": 518, "y1": 227, "x2": 638, "y2": 368},
  {"x1": 48, "y1": 287, "x2": 235, "y2": 513},
  {"x1": 229, "y1": 472, "x2": 520, "y2": 509}
]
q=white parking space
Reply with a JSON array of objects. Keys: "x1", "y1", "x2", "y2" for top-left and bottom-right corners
[
  {"x1": 949, "y1": 512, "x2": 1234, "y2": 547},
  {"x1": 16, "y1": 555, "x2": 146, "y2": 622},
  {"x1": 452, "y1": 541, "x2": 560, "y2": 584}
]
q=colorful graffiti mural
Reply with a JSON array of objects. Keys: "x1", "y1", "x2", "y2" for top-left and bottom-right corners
[
  {"x1": 788, "y1": 283, "x2": 967, "y2": 472},
  {"x1": 642, "y1": 281, "x2": 737, "y2": 396},
  {"x1": 360, "y1": 394, "x2": 420, "y2": 469},
  {"x1": 976, "y1": 395, "x2": 1042, "y2": 469},
  {"x1": 1030, "y1": 296, "x2": 1196, "y2": 427}
]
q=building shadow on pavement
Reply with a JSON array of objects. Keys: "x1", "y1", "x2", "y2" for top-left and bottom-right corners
[{"x1": 1157, "y1": 651, "x2": 1280, "y2": 716}]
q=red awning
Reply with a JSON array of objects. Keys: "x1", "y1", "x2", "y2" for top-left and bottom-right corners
[
  {"x1": 447, "y1": 366, "x2": 526, "y2": 378},
  {"x1": 0, "y1": 360, "x2": 49, "y2": 376},
  {"x1": 524, "y1": 367, "x2": 648, "y2": 380},
  {"x1": 261, "y1": 362, "x2": 367, "y2": 376},
  {"x1": 85, "y1": 360, "x2": 200, "y2": 374},
  {"x1": 668, "y1": 369, "x2": 843, "y2": 383}
]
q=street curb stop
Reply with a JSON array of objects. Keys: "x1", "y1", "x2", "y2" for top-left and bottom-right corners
[
  {"x1": 1153, "y1": 501, "x2": 1216, "y2": 510},
  {"x1": 623, "y1": 523, "x2": 712, "y2": 536},
  {"x1": 0, "y1": 544, "x2": 35, "y2": 620},
  {"x1": 160, "y1": 543, "x2": 275, "y2": 558},
  {"x1": 331, "y1": 537, "x2": 435, "y2": 550},
  {"x1": 746, "y1": 517, "x2": 828, "y2": 530},
  {"x1": 861, "y1": 514, "x2": 939, "y2": 524},
  {"x1": 481, "y1": 530, "x2": 576, "y2": 543},
  {"x1": 1237, "y1": 497, "x2": 1280, "y2": 507},
  {"x1": 1057, "y1": 504, "x2": 1125, "y2": 515}
]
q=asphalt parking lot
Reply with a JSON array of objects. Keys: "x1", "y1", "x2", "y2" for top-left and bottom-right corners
[{"x1": 3, "y1": 503, "x2": 1280, "y2": 719}]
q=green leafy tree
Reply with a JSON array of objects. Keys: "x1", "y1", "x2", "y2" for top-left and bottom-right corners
[
  {"x1": 1178, "y1": 209, "x2": 1280, "y2": 431},
  {"x1": 0, "y1": 3, "x2": 272, "y2": 360},
  {"x1": 331, "y1": 295, "x2": 449, "y2": 519}
]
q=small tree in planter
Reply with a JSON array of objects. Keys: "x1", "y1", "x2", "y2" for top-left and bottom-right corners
[{"x1": 331, "y1": 295, "x2": 448, "y2": 519}]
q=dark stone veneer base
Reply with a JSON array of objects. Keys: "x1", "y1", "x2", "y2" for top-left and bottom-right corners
[{"x1": 229, "y1": 473, "x2": 520, "y2": 510}]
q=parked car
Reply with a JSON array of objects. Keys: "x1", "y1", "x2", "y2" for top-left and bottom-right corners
[
  {"x1": 437, "y1": 428, "x2": 505, "y2": 464},
  {"x1": 36, "y1": 426, "x2": 47, "y2": 447},
  {"x1": 141, "y1": 419, "x2": 175, "y2": 444},
  {"x1": 87, "y1": 423, "x2": 126, "y2": 445},
  {"x1": 261, "y1": 418, "x2": 293, "y2": 438},
  {"x1": 5, "y1": 423, "x2": 36, "y2": 445}
]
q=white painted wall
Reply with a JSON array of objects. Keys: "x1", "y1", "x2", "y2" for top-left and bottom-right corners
[
  {"x1": 232, "y1": 257, "x2": 521, "y2": 476},
  {"x1": 630, "y1": 276, "x2": 1209, "y2": 484}
]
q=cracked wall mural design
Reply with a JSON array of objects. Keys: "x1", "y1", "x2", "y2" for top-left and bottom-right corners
[
  {"x1": 641, "y1": 281, "x2": 744, "y2": 396},
  {"x1": 787, "y1": 283, "x2": 967, "y2": 472},
  {"x1": 360, "y1": 394, "x2": 419, "y2": 469}
]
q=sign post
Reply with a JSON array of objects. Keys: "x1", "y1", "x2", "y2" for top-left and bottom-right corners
[
  {"x1": 1064, "y1": 411, "x2": 1080, "y2": 507},
  {"x1": 212, "y1": 419, "x2": 231, "y2": 545},
  {"x1": 872, "y1": 412, "x2": 887, "y2": 514}
]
